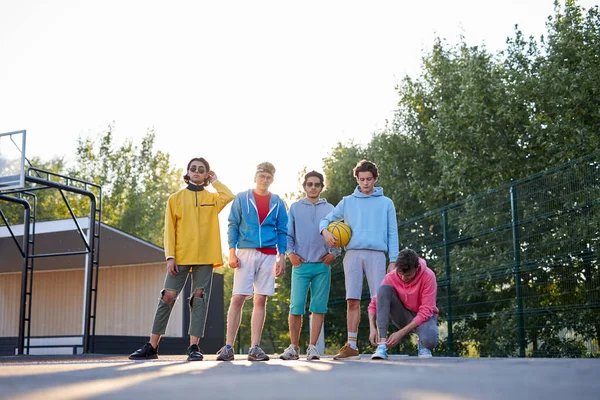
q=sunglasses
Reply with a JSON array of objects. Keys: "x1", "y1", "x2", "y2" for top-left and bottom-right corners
[
  {"x1": 189, "y1": 166, "x2": 206, "y2": 173},
  {"x1": 305, "y1": 182, "x2": 322, "y2": 188}
]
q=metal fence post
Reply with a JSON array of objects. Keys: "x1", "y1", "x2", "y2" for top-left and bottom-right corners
[
  {"x1": 510, "y1": 185, "x2": 526, "y2": 357},
  {"x1": 442, "y1": 208, "x2": 454, "y2": 356}
]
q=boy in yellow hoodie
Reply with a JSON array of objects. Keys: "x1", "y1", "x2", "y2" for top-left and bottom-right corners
[{"x1": 129, "y1": 157, "x2": 234, "y2": 361}]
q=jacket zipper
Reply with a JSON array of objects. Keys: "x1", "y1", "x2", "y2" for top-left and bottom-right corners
[{"x1": 249, "y1": 197, "x2": 262, "y2": 247}]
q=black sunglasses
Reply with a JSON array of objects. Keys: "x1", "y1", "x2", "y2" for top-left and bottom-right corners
[
  {"x1": 305, "y1": 182, "x2": 322, "y2": 188},
  {"x1": 189, "y1": 166, "x2": 206, "y2": 173}
]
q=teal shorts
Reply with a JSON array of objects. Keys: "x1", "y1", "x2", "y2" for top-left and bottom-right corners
[{"x1": 290, "y1": 262, "x2": 331, "y2": 315}]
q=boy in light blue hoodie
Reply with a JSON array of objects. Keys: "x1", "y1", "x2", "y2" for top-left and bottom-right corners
[{"x1": 320, "y1": 160, "x2": 399, "y2": 360}]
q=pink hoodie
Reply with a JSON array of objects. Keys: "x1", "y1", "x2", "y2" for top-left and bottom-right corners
[{"x1": 368, "y1": 257, "x2": 438, "y2": 326}]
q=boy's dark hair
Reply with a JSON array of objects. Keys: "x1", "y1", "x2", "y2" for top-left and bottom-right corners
[
  {"x1": 396, "y1": 248, "x2": 419, "y2": 273},
  {"x1": 302, "y1": 170, "x2": 325, "y2": 187},
  {"x1": 353, "y1": 159, "x2": 379, "y2": 179},
  {"x1": 183, "y1": 157, "x2": 211, "y2": 185}
]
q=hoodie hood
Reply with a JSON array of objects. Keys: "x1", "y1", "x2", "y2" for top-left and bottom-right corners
[
  {"x1": 298, "y1": 198, "x2": 328, "y2": 206},
  {"x1": 352, "y1": 186, "x2": 384, "y2": 198}
]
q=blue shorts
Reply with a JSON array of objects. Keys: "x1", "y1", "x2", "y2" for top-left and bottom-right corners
[{"x1": 290, "y1": 262, "x2": 331, "y2": 315}]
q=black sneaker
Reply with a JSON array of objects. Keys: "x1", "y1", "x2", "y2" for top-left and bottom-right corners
[
  {"x1": 128, "y1": 342, "x2": 158, "y2": 360},
  {"x1": 186, "y1": 344, "x2": 204, "y2": 361},
  {"x1": 216, "y1": 345, "x2": 235, "y2": 361}
]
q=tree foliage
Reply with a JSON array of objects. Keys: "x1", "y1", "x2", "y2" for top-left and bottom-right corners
[{"x1": 67, "y1": 125, "x2": 182, "y2": 245}]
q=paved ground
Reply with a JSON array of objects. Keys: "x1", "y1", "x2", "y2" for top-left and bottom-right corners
[{"x1": 1, "y1": 354, "x2": 598, "y2": 400}]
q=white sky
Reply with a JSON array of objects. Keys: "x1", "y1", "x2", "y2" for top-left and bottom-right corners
[{"x1": 1, "y1": 0, "x2": 598, "y2": 200}]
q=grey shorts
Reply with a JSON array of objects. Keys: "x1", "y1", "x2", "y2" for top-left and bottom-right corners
[{"x1": 343, "y1": 249, "x2": 386, "y2": 300}]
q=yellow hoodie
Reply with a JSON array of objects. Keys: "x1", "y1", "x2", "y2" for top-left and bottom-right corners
[{"x1": 164, "y1": 180, "x2": 234, "y2": 267}]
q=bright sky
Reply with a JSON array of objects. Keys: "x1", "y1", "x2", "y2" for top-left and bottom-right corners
[{"x1": 1, "y1": 0, "x2": 598, "y2": 199}]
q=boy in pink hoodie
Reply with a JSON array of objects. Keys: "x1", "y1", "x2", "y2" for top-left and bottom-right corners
[{"x1": 368, "y1": 248, "x2": 439, "y2": 359}]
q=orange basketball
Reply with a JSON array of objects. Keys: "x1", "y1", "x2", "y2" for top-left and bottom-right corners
[{"x1": 327, "y1": 221, "x2": 352, "y2": 248}]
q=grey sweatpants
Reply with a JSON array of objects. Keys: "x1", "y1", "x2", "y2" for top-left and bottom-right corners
[
  {"x1": 376, "y1": 284, "x2": 439, "y2": 349},
  {"x1": 151, "y1": 264, "x2": 213, "y2": 338}
]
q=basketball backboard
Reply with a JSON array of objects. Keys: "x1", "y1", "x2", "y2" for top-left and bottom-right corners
[{"x1": 0, "y1": 130, "x2": 26, "y2": 191}]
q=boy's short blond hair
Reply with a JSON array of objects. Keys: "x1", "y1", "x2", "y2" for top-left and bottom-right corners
[{"x1": 256, "y1": 162, "x2": 276, "y2": 176}]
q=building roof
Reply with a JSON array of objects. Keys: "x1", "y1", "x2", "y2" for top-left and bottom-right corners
[{"x1": 0, "y1": 218, "x2": 165, "y2": 273}]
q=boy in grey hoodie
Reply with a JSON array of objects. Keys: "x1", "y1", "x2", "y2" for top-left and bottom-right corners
[
  {"x1": 320, "y1": 160, "x2": 399, "y2": 360},
  {"x1": 280, "y1": 171, "x2": 340, "y2": 361}
]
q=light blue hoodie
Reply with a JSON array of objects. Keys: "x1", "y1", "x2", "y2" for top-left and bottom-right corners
[
  {"x1": 228, "y1": 189, "x2": 288, "y2": 253},
  {"x1": 319, "y1": 186, "x2": 399, "y2": 261},
  {"x1": 286, "y1": 198, "x2": 341, "y2": 262}
]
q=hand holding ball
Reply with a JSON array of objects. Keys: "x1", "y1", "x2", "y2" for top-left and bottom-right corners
[{"x1": 327, "y1": 221, "x2": 352, "y2": 248}]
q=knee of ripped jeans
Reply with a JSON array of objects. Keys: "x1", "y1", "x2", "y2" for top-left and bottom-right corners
[
  {"x1": 160, "y1": 289, "x2": 178, "y2": 305},
  {"x1": 189, "y1": 288, "x2": 205, "y2": 307}
]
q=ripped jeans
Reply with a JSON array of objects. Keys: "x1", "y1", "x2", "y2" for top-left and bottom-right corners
[{"x1": 151, "y1": 265, "x2": 213, "y2": 338}]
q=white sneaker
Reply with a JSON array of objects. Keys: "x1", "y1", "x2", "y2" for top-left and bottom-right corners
[
  {"x1": 279, "y1": 344, "x2": 299, "y2": 360},
  {"x1": 417, "y1": 340, "x2": 432, "y2": 358},
  {"x1": 306, "y1": 345, "x2": 320, "y2": 361},
  {"x1": 371, "y1": 345, "x2": 388, "y2": 360}
]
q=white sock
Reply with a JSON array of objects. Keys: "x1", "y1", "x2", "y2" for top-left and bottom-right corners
[
  {"x1": 348, "y1": 332, "x2": 358, "y2": 350},
  {"x1": 378, "y1": 342, "x2": 387, "y2": 348}
]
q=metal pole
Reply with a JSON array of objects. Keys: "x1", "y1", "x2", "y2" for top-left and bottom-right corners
[
  {"x1": 442, "y1": 209, "x2": 454, "y2": 356},
  {"x1": 18, "y1": 204, "x2": 31, "y2": 355},
  {"x1": 83, "y1": 198, "x2": 97, "y2": 353},
  {"x1": 0, "y1": 195, "x2": 31, "y2": 355},
  {"x1": 510, "y1": 185, "x2": 526, "y2": 357}
]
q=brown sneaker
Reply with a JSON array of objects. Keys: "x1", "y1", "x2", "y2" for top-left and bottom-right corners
[{"x1": 333, "y1": 344, "x2": 361, "y2": 360}]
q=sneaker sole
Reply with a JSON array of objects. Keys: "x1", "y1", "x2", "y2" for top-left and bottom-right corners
[
  {"x1": 248, "y1": 356, "x2": 270, "y2": 361},
  {"x1": 370, "y1": 355, "x2": 388, "y2": 360},
  {"x1": 128, "y1": 355, "x2": 158, "y2": 360},
  {"x1": 216, "y1": 356, "x2": 234, "y2": 361},
  {"x1": 279, "y1": 355, "x2": 299, "y2": 360},
  {"x1": 306, "y1": 356, "x2": 320, "y2": 361},
  {"x1": 333, "y1": 355, "x2": 361, "y2": 360}
]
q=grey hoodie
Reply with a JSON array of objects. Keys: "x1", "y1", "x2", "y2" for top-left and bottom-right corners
[{"x1": 286, "y1": 198, "x2": 341, "y2": 262}]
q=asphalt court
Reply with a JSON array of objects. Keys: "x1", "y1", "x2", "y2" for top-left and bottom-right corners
[{"x1": 1, "y1": 354, "x2": 598, "y2": 400}]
